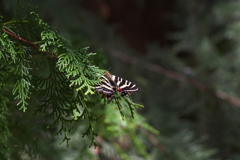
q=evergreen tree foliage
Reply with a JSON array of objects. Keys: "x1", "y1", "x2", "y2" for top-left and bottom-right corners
[
  {"x1": 0, "y1": 5, "x2": 154, "y2": 160},
  {"x1": 3, "y1": 0, "x2": 240, "y2": 160}
]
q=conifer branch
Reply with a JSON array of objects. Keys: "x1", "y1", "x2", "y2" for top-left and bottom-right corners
[
  {"x1": 2, "y1": 28, "x2": 39, "y2": 49},
  {"x1": 1, "y1": 28, "x2": 58, "y2": 59},
  {"x1": 0, "y1": 9, "x2": 145, "y2": 149}
]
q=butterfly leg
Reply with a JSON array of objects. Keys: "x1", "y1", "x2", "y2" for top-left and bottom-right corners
[
  {"x1": 101, "y1": 93, "x2": 114, "y2": 103},
  {"x1": 120, "y1": 92, "x2": 131, "y2": 97}
]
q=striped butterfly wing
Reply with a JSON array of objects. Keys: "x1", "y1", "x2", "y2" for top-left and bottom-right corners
[
  {"x1": 95, "y1": 73, "x2": 116, "y2": 102},
  {"x1": 96, "y1": 72, "x2": 139, "y2": 101},
  {"x1": 95, "y1": 74, "x2": 115, "y2": 95},
  {"x1": 112, "y1": 75, "x2": 139, "y2": 97}
]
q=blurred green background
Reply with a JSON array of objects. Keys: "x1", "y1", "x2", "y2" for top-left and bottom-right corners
[{"x1": 2, "y1": 0, "x2": 240, "y2": 159}]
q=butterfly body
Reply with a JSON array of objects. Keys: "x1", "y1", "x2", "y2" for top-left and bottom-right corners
[{"x1": 95, "y1": 72, "x2": 139, "y2": 102}]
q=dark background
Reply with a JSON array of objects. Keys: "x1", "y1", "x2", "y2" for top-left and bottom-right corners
[{"x1": 2, "y1": 0, "x2": 240, "y2": 159}]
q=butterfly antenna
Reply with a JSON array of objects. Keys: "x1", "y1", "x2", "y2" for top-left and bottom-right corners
[{"x1": 107, "y1": 66, "x2": 111, "y2": 71}]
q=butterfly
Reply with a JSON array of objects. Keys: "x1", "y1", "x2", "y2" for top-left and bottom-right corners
[{"x1": 95, "y1": 72, "x2": 139, "y2": 102}]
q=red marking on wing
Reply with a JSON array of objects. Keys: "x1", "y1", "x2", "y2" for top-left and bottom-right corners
[{"x1": 117, "y1": 88, "x2": 124, "y2": 92}]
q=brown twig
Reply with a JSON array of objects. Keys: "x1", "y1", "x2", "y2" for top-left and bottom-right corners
[
  {"x1": 2, "y1": 28, "x2": 39, "y2": 49},
  {"x1": 2, "y1": 28, "x2": 58, "y2": 59},
  {"x1": 109, "y1": 49, "x2": 240, "y2": 107}
]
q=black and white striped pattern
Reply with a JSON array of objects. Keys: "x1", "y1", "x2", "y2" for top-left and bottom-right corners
[
  {"x1": 112, "y1": 75, "x2": 138, "y2": 93},
  {"x1": 95, "y1": 72, "x2": 139, "y2": 101}
]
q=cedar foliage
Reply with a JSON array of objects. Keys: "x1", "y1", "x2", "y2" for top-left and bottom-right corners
[
  {"x1": 3, "y1": 0, "x2": 240, "y2": 160},
  {"x1": 0, "y1": 5, "x2": 154, "y2": 160}
]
